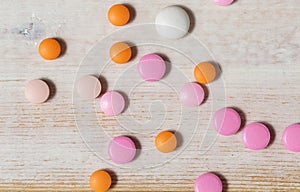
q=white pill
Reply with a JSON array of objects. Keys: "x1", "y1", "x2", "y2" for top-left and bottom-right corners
[{"x1": 155, "y1": 6, "x2": 190, "y2": 39}]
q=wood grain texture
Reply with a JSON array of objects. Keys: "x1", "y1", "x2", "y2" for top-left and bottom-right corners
[{"x1": 0, "y1": 0, "x2": 300, "y2": 191}]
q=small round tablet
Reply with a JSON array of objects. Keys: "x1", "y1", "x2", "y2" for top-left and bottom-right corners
[
  {"x1": 100, "y1": 91, "x2": 125, "y2": 116},
  {"x1": 25, "y1": 79, "x2": 50, "y2": 104},
  {"x1": 214, "y1": 0, "x2": 235, "y2": 6},
  {"x1": 110, "y1": 42, "x2": 132, "y2": 64},
  {"x1": 90, "y1": 170, "x2": 112, "y2": 192},
  {"x1": 194, "y1": 173, "x2": 223, "y2": 192},
  {"x1": 108, "y1": 4, "x2": 130, "y2": 26},
  {"x1": 138, "y1": 54, "x2": 166, "y2": 82},
  {"x1": 155, "y1": 6, "x2": 190, "y2": 39},
  {"x1": 155, "y1": 131, "x2": 177, "y2": 153},
  {"x1": 39, "y1": 38, "x2": 61, "y2": 60},
  {"x1": 282, "y1": 124, "x2": 300, "y2": 152},
  {"x1": 77, "y1": 75, "x2": 101, "y2": 99},
  {"x1": 179, "y1": 82, "x2": 205, "y2": 107},
  {"x1": 214, "y1": 107, "x2": 241, "y2": 136},
  {"x1": 242, "y1": 122, "x2": 270, "y2": 150},
  {"x1": 194, "y1": 62, "x2": 216, "y2": 84},
  {"x1": 108, "y1": 136, "x2": 136, "y2": 164}
]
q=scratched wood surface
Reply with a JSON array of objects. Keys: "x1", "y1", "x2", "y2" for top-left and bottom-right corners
[{"x1": 1, "y1": 0, "x2": 300, "y2": 191}]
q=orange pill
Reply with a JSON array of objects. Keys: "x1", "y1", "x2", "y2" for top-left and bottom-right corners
[
  {"x1": 38, "y1": 38, "x2": 61, "y2": 60},
  {"x1": 194, "y1": 62, "x2": 216, "y2": 84},
  {"x1": 155, "y1": 131, "x2": 177, "y2": 153},
  {"x1": 90, "y1": 170, "x2": 112, "y2": 192},
  {"x1": 108, "y1": 4, "x2": 130, "y2": 26},
  {"x1": 110, "y1": 42, "x2": 132, "y2": 64}
]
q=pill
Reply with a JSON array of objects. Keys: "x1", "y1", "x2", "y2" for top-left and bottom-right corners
[
  {"x1": 100, "y1": 91, "x2": 125, "y2": 116},
  {"x1": 77, "y1": 75, "x2": 101, "y2": 99},
  {"x1": 214, "y1": 0, "x2": 235, "y2": 6},
  {"x1": 282, "y1": 124, "x2": 300, "y2": 152},
  {"x1": 38, "y1": 38, "x2": 61, "y2": 60},
  {"x1": 242, "y1": 122, "x2": 270, "y2": 150},
  {"x1": 179, "y1": 82, "x2": 205, "y2": 107},
  {"x1": 110, "y1": 42, "x2": 132, "y2": 64},
  {"x1": 138, "y1": 54, "x2": 166, "y2": 82},
  {"x1": 155, "y1": 6, "x2": 190, "y2": 39},
  {"x1": 194, "y1": 62, "x2": 216, "y2": 84},
  {"x1": 24, "y1": 79, "x2": 50, "y2": 104},
  {"x1": 214, "y1": 107, "x2": 241, "y2": 136},
  {"x1": 108, "y1": 136, "x2": 136, "y2": 164},
  {"x1": 90, "y1": 170, "x2": 112, "y2": 192},
  {"x1": 194, "y1": 173, "x2": 223, "y2": 192},
  {"x1": 155, "y1": 131, "x2": 177, "y2": 153},
  {"x1": 108, "y1": 4, "x2": 130, "y2": 26}
]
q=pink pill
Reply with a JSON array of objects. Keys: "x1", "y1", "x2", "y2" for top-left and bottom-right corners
[
  {"x1": 194, "y1": 173, "x2": 222, "y2": 192},
  {"x1": 108, "y1": 136, "x2": 136, "y2": 164},
  {"x1": 242, "y1": 122, "x2": 270, "y2": 150},
  {"x1": 214, "y1": 107, "x2": 241, "y2": 136},
  {"x1": 100, "y1": 91, "x2": 125, "y2": 116},
  {"x1": 138, "y1": 54, "x2": 166, "y2": 82},
  {"x1": 179, "y1": 82, "x2": 205, "y2": 107},
  {"x1": 213, "y1": 0, "x2": 235, "y2": 6},
  {"x1": 282, "y1": 124, "x2": 300, "y2": 152},
  {"x1": 24, "y1": 79, "x2": 50, "y2": 104},
  {"x1": 77, "y1": 75, "x2": 102, "y2": 99}
]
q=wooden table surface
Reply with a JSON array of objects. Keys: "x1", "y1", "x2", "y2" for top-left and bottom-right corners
[{"x1": 1, "y1": 0, "x2": 300, "y2": 191}]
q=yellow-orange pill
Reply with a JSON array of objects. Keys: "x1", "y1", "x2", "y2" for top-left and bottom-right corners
[
  {"x1": 90, "y1": 170, "x2": 112, "y2": 192},
  {"x1": 108, "y1": 4, "x2": 130, "y2": 26},
  {"x1": 38, "y1": 38, "x2": 61, "y2": 60},
  {"x1": 110, "y1": 42, "x2": 132, "y2": 64},
  {"x1": 155, "y1": 131, "x2": 177, "y2": 153},
  {"x1": 194, "y1": 62, "x2": 216, "y2": 84}
]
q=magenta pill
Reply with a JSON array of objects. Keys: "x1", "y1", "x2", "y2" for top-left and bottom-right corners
[
  {"x1": 138, "y1": 54, "x2": 166, "y2": 82},
  {"x1": 179, "y1": 82, "x2": 205, "y2": 107},
  {"x1": 100, "y1": 91, "x2": 125, "y2": 116},
  {"x1": 213, "y1": 0, "x2": 235, "y2": 6},
  {"x1": 24, "y1": 79, "x2": 50, "y2": 104},
  {"x1": 108, "y1": 136, "x2": 136, "y2": 164},
  {"x1": 194, "y1": 173, "x2": 222, "y2": 192},
  {"x1": 282, "y1": 124, "x2": 300, "y2": 152},
  {"x1": 214, "y1": 107, "x2": 241, "y2": 136},
  {"x1": 242, "y1": 122, "x2": 270, "y2": 150}
]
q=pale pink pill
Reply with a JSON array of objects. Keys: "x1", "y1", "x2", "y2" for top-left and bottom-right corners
[
  {"x1": 242, "y1": 122, "x2": 270, "y2": 150},
  {"x1": 24, "y1": 79, "x2": 50, "y2": 104},
  {"x1": 179, "y1": 82, "x2": 205, "y2": 107},
  {"x1": 108, "y1": 136, "x2": 136, "y2": 164},
  {"x1": 194, "y1": 173, "x2": 222, "y2": 192},
  {"x1": 100, "y1": 91, "x2": 125, "y2": 116},
  {"x1": 282, "y1": 124, "x2": 300, "y2": 152},
  {"x1": 214, "y1": 107, "x2": 241, "y2": 136},
  {"x1": 138, "y1": 54, "x2": 166, "y2": 82},
  {"x1": 77, "y1": 75, "x2": 101, "y2": 99},
  {"x1": 213, "y1": 0, "x2": 235, "y2": 6}
]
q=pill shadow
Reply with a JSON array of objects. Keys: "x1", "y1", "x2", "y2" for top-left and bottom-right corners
[
  {"x1": 212, "y1": 172, "x2": 229, "y2": 192},
  {"x1": 124, "y1": 3, "x2": 136, "y2": 24},
  {"x1": 260, "y1": 121, "x2": 276, "y2": 148},
  {"x1": 125, "y1": 41, "x2": 138, "y2": 61},
  {"x1": 178, "y1": 5, "x2": 196, "y2": 34},
  {"x1": 54, "y1": 37, "x2": 67, "y2": 58},
  {"x1": 125, "y1": 135, "x2": 142, "y2": 160},
  {"x1": 230, "y1": 107, "x2": 247, "y2": 133},
  {"x1": 97, "y1": 75, "x2": 108, "y2": 97},
  {"x1": 41, "y1": 78, "x2": 56, "y2": 101},
  {"x1": 199, "y1": 83, "x2": 210, "y2": 105},
  {"x1": 154, "y1": 53, "x2": 171, "y2": 79},
  {"x1": 208, "y1": 60, "x2": 222, "y2": 81},
  {"x1": 103, "y1": 169, "x2": 118, "y2": 189},
  {"x1": 116, "y1": 90, "x2": 130, "y2": 113}
]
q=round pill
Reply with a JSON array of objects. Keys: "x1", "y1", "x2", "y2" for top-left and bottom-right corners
[
  {"x1": 77, "y1": 75, "x2": 101, "y2": 99},
  {"x1": 24, "y1": 79, "x2": 50, "y2": 104},
  {"x1": 214, "y1": 0, "x2": 235, "y2": 6},
  {"x1": 155, "y1": 6, "x2": 190, "y2": 39},
  {"x1": 282, "y1": 124, "x2": 300, "y2": 152},
  {"x1": 110, "y1": 42, "x2": 132, "y2": 64},
  {"x1": 214, "y1": 107, "x2": 241, "y2": 136},
  {"x1": 194, "y1": 62, "x2": 216, "y2": 84},
  {"x1": 108, "y1": 136, "x2": 136, "y2": 164},
  {"x1": 100, "y1": 91, "x2": 125, "y2": 116},
  {"x1": 38, "y1": 38, "x2": 61, "y2": 60},
  {"x1": 138, "y1": 54, "x2": 166, "y2": 82},
  {"x1": 155, "y1": 131, "x2": 177, "y2": 153},
  {"x1": 179, "y1": 82, "x2": 205, "y2": 107},
  {"x1": 90, "y1": 170, "x2": 112, "y2": 192},
  {"x1": 108, "y1": 4, "x2": 130, "y2": 26},
  {"x1": 242, "y1": 122, "x2": 270, "y2": 150},
  {"x1": 194, "y1": 173, "x2": 223, "y2": 192}
]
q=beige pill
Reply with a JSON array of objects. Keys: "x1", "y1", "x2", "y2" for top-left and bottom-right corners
[
  {"x1": 77, "y1": 75, "x2": 102, "y2": 99},
  {"x1": 25, "y1": 79, "x2": 50, "y2": 104}
]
